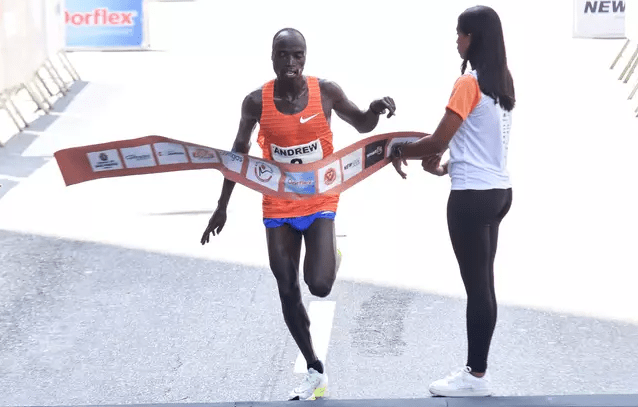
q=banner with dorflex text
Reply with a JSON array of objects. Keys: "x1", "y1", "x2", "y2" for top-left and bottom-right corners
[
  {"x1": 65, "y1": 0, "x2": 148, "y2": 49},
  {"x1": 54, "y1": 132, "x2": 425, "y2": 199},
  {"x1": 573, "y1": 0, "x2": 626, "y2": 38}
]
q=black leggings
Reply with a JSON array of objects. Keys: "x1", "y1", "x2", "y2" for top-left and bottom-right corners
[{"x1": 447, "y1": 188, "x2": 512, "y2": 373}]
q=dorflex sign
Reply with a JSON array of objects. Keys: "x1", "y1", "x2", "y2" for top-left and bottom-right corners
[
  {"x1": 573, "y1": 0, "x2": 626, "y2": 38},
  {"x1": 65, "y1": 0, "x2": 147, "y2": 49}
]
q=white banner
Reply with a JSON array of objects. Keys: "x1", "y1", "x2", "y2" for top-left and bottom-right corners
[
  {"x1": 27, "y1": 0, "x2": 48, "y2": 70},
  {"x1": 3, "y1": 1, "x2": 42, "y2": 88},
  {"x1": 44, "y1": 0, "x2": 66, "y2": 57},
  {"x1": 0, "y1": 6, "x2": 7, "y2": 92},
  {"x1": 0, "y1": 0, "x2": 66, "y2": 94},
  {"x1": 627, "y1": 0, "x2": 637, "y2": 40},
  {"x1": 573, "y1": 0, "x2": 626, "y2": 38}
]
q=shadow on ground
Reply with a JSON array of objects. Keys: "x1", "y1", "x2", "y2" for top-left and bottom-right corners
[{"x1": 0, "y1": 81, "x2": 89, "y2": 199}]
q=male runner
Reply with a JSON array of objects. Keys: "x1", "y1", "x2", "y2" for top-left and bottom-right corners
[{"x1": 200, "y1": 28, "x2": 396, "y2": 400}]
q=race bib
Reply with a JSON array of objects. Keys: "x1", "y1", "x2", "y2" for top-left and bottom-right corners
[{"x1": 270, "y1": 140, "x2": 323, "y2": 164}]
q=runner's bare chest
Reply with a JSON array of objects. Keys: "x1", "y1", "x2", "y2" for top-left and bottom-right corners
[
  {"x1": 273, "y1": 86, "x2": 309, "y2": 115},
  {"x1": 269, "y1": 80, "x2": 331, "y2": 119}
]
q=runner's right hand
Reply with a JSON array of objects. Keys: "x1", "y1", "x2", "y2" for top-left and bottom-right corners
[
  {"x1": 201, "y1": 206, "x2": 228, "y2": 244},
  {"x1": 370, "y1": 97, "x2": 396, "y2": 118}
]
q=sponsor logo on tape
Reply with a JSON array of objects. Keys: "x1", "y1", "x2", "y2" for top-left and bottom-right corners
[
  {"x1": 87, "y1": 149, "x2": 123, "y2": 172},
  {"x1": 318, "y1": 161, "x2": 342, "y2": 193},
  {"x1": 187, "y1": 146, "x2": 219, "y2": 164},
  {"x1": 154, "y1": 142, "x2": 188, "y2": 165},
  {"x1": 247, "y1": 159, "x2": 281, "y2": 191},
  {"x1": 220, "y1": 151, "x2": 244, "y2": 173},
  {"x1": 341, "y1": 149, "x2": 363, "y2": 181},
  {"x1": 255, "y1": 163, "x2": 273, "y2": 182},
  {"x1": 324, "y1": 168, "x2": 337, "y2": 185},
  {"x1": 284, "y1": 171, "x2": 316, "y2": 195},
  {"x1": 364, "y1": 139, "x2": 387, "y2": 168},
  {"x1": 121, "y1": 145, "x2": 156, "y2": 169}
]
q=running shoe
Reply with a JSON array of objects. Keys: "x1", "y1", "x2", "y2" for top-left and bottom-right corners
[
  {"x1": 289, "y1": 367, "x2": 329, "y2": 400},
  {"x1": 429, "y1": 366, "x2": 493, "y2": 397}
]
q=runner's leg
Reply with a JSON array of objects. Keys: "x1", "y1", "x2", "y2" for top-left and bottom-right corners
[
  {"x1": 302, "y1": 217, "x2": 338, "y2": 299},
  {"x1": 266, "y1": 224, "x2": 318, "y2": 365}
]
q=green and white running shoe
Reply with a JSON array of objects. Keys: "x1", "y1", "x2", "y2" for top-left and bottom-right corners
[{"x1": 289, "y1": 368, "x2": 329, "y2": 400}]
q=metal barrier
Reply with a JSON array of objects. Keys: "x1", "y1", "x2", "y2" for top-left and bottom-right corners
[{"x1": 609, "y1": 2, "x2": 638, "y2": 116}]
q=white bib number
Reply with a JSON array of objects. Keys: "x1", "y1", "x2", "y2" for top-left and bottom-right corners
[{"x1": 270, "y1": 139, "x2": 324, "y2": 164}]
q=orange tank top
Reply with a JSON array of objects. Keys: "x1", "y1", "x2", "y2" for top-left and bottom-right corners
[{"x1": 257, "y1": 76, "x2": 340, "y2": 218}]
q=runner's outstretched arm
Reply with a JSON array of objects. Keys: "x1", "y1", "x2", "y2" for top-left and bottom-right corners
[
  {"x1": 320, "y1": 80, "x2": 395, "y2": 134},
  {"x1": 201, "y1": 91, "x2": 261, "y2": 244}
]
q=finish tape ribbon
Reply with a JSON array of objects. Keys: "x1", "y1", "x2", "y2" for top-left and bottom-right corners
[{"x1": 54, "y1": 131, "x2": 425, "y2": 199}]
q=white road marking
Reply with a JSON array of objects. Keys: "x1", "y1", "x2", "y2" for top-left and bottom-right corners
[
  {"x1": 0, "y1": 175, "x2": 27, "y2": 182},
  {"x1": 294, "y1": 300, "x2": 336, "y2": 373}
]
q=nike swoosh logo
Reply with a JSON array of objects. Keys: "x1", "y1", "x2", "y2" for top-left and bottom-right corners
[{"x1": 300, "y1": 114, "x2": 319, "y2": 124}]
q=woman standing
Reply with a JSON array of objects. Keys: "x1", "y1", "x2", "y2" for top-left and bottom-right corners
[{"x1": 391, "y1": 5, "x2": 515, "y2": 397}]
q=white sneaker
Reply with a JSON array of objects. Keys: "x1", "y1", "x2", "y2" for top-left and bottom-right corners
[
  {"x1": 289, "y1": 368, "x2": 329, "y2": 400},
  {"x1": 429, "y1": 366, "x2": 493, "y2": 397}
]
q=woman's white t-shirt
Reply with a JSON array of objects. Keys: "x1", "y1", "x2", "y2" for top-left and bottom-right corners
[{"x1": 446, "y1": 70, "x2": 512, "y2": 190}]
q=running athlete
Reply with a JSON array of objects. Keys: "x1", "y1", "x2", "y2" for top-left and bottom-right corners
[
  {"x1": 200, "y1": 28, "x2": 396, "y2": 400},
  {"x1": 390, "y1": 6, "x2": 514, "y2": 397}
]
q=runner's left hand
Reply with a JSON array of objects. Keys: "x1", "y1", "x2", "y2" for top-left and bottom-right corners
[
  {"x1": 370, "y1": 97, "x2": 396, "y2": 118},
  {"x1": 201, "y1": 206, "x2": 227, "y2": 245}
]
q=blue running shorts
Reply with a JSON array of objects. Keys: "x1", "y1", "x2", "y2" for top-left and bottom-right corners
[{"x1": 263, "y1": 211, "x2": 336, "y2": 232}]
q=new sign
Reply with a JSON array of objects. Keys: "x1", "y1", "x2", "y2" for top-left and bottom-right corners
[{"x1": 573, "y1": 0, "x2": 626, "y2": 38}]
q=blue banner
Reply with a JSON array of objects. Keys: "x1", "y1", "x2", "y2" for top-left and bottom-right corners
[{"x1": 65, "y1": 0, "x2": 145, "y2": 48}]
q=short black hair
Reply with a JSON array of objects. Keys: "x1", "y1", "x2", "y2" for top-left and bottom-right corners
[{"x1": 272, "y1": 28, "x2": 306, "y2": 48}]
